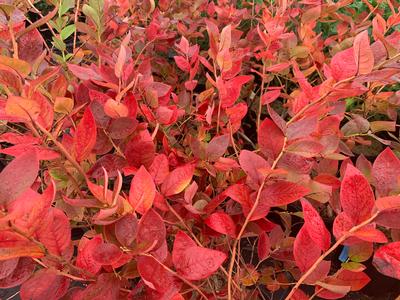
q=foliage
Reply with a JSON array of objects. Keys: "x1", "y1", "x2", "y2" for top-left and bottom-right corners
[{"x1": 0, "y1": 0, "x2": 400, "y2": 299}]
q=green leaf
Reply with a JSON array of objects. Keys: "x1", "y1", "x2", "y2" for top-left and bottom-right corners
[
  {"x1": 52, "y1": 36, "x2": 66, "y2": 52},
  {"x1": 59, "y1": 0, "x2": 75, "y2": 16},
  {"x1": 61, "y1": 24, "x2": 76, "y2": 40},
  {"x1": 82, "y1": 4, "x2": 100, "y2": 28}
]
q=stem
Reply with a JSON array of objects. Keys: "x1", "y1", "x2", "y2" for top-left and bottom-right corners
[
  {"x1": 227, "y1": 179, "x2": 266, "y2": 299},
  {"x1": 284, "y1": 212, "x2": 379, "y2": 300}
]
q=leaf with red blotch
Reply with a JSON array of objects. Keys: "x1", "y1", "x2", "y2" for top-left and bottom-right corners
[
  {"x1": 330, "y1": 47, "x2": 357, "y2": 81},
  {"x1": 149, "y1": 154, "x2": 169, "y2": 185},
  {"x1": 161, "y1": 163, "x2": 195, "y2": 197},
  {"x1": 115, "y1": 213, "x2": 138, "y2": 247},
  {"x1": 0, "y1": 231, "x2": 44, "y2": 260},
  {"x1": 205, "y1": 212, "x2": 236, "y2": 237},
  {"x1": 20, "y1": 268, "x2": 70, "y2": 300},
  {"x1": 219, "y1": 75, "x2": 252, "y2": 108},
  {"x1": 372, "y1": 147, "x2": 400, "y2": 197},
  {"x1": 92, "y1": 243, "x2": 123, "y2": 265},
  {"x1": 0, "y1": 149, "x2": 38, "y2": 205},
  {"x1": 0, "y1": 259, "x2": 18, "y2": 280},
  {"x1": 294, "y1": 226, "x2": 321, "y2": 272},
  {"x1": 239, "y1": 150, "x2": 269, "y2": 189},
  {"x1": 257, "y1": 232, "x2": 270, "y2": 261},
  {"x1": 172, "y1": 231, "x2": 227, "y2": 280},
  {"x1": 301, "y1": 199, "x2": 331, "y2": 251},
  {"x1": 78, "y1": 273, "x2": 121, "y2": 300},
  {"x1": 353, "y1": 30, "x2": 374, "y2": 75},
  {"x1": 206, "y1": 134, "x2": 229, "y2": 162},
  {"x1": 0, "y1": 258, "x2": 35, "y2": 289},
  {"x1": 129, "y1": 166, "x2": 156, "y2": 215},
  {"x1": 258, "y1": 118, "x2": 285, "y2": 161},
  {"x1": 73, "y1": 107, "x2": 97, "y2": 162},
  {"x1": 340, "y1": 164, "x2": 375, "y2": 224},
  {"x1": 375, "y1": 196, "x2": 400, "y2": 228},
  {"x1": 124, "y1": 129, "x2": 155, "y2": 168},
  {"x1": 137, "y1": 209, "x2": 166, "y2": 250},
  {"x1": 36, "y1": 208, "x2": 71, "y2": 256},
  {"x1": 76, "y1": 235, "x2": 103, "y2": 275},
  {"x1": 260, "y1": 181, "x2": 310, "y2": 207},
  {"x1": 373, "y1": 242, "x2": 400, "y2": 280},
  {"x1": 67, "y1": 64, "x2": 102, "y2": 81},
  {"x1": 17, "y1": 29, "x2": 43, "y2": 63},
  {"x1": 0, "y1": 144, "x2": 60, "y2": 160},
  {"x1": 137, "y1": 255, "x2": 182, "y2": 294}
]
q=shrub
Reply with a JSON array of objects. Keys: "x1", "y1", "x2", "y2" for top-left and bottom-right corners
[{"x1": 0, "y1": 0, "x2": 400, "y2": 299}]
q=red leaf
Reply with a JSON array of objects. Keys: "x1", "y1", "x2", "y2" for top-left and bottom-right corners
[
  {"x1": 0, "y1": 258, "x2": 18, "y2": 280},
  {"x1": 375, "y1": 196, "x2": 400, "y2": 228},
  {"x1": 36, "y1": 208, "x2": 71, "y2": 256},
  {"x1": 0, "y1": 231, "x2": 44, "y2": 260},
  {"x1": 172, "y1": 231, "x2": 227, "y2": 280},
  {"x1": 137, "y1": 255, "x2": 182, "y2": 294},
  {"x1": 174, "y1": 56, "x2": 190, "y2": 72},
  {"x1": 92, "y1": 243, "x2": 123, "y2": 265},
  {"x1": 0, "y1": 132, "x2": 39, "y2": 144},
  {"x1": 161, "y1": 163, "x2": 195, "y2": 197},
  {"x1": 0, "y1": 149, "x2": 38, "y2": 205},
  {"x1": 257, "y1": 232, "x2": 271, "y2": 261},
  {"x1": 129, "y1": 166, "x2": 156, "y2": 215},
  {"x1": 335, "y1": 270, "x2": 371, "y2": 291},
  {"x1": 206, "y1": 134, "x2": 229, "y2": 161},
  {"x1": 73, "y1": 107, "x2": 97, "y2": 162},
  {"x1": 0, "y1": 258, "x2": 35, "y2": 288},
  {"x1": 204, "y1": 212, "x2": 236, "y2": 237},
  {"x1": 373, "y1": 241, "x2": 400, "y2": 280},
  {"x1": 301, "y1": 199, "x2": 331, "y2": 250},
  {"x1": 372, "y1": 147, "x2": 400, "y2": 197},
  {"x1": 353, "y1": 30, "x2": 374, "y2": 75},
  {"x1": 137, "y1": 209, "x2": 166, "y2": 250},
  {"x1": 261, "y1": 90, "x2": 280, "y2": 105},
  {"x1": 239, "y1": 150, "x2": 269, "y2": 189},
  {"x1": 258, "y1": 118, "x2": 285, "y2": 161},
  {"x1": 330, "y1": 48, "x2": 357, "y2": 81},
  {"x1": 260, "y1": 181, "x2": 309, "y2": 207},
  {"x1": 17, "y1": 29, "x2": 44, "y2": 63},
  {"x1": 0, "y1": 144, "x2": 60, "y2": 160},
  {"x1": 20, "y1": 269, "x2": 69, "y2": 300},
  {"x1": 67, "y1": 64, "x2": 102, "y2": 81},
  {"x1": 124, "y1": 129, "x2": 155, "y2": 168},
  {"x1": 219, "y1": 75, "x2": 252, "y2": 108},
  {"x1": 294, "y1": 226, "x2": 321, "y2": 272},
  {"x1": 340, "y1": 164, "x2": 375, "y2": 224},
  {"x1": 115, "y1": 213, "x2": 138, "y2": 247},
  {"x1": 76, "y1": 235, "x2": 103, "y2": 275},
  {"x1": 78, "y1": 273, "x2": 121, "y2": 300},
  {"x1": 148, "y1": 154, "x2": 169, "y2": 185}
]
